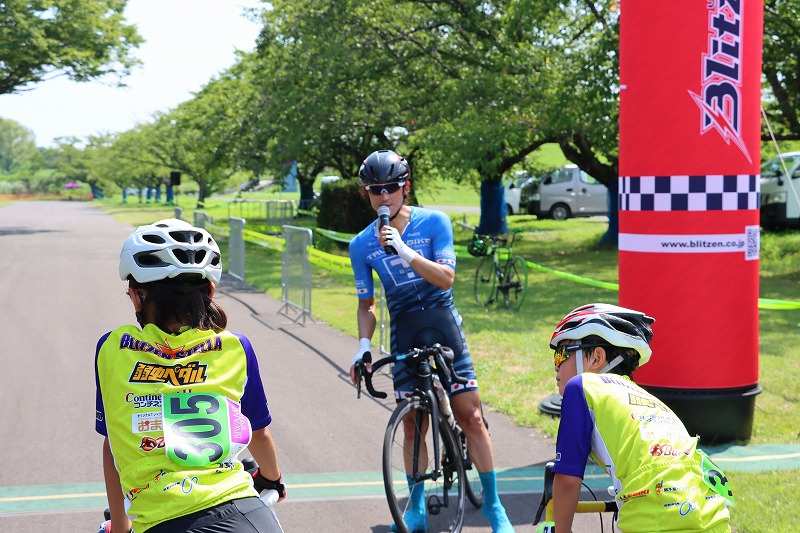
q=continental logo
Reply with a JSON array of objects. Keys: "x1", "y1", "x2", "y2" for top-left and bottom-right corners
[
  {"x1": 129, "y1": 361, "x2": 207, "y2": 385},
  {"x1": 119, "y1": 333, "x2": 222, "y2": 360}
]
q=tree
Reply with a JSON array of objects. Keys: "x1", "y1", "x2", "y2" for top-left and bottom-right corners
[
  {"x1": 0, "y1": 0, "x2": 142, "y2": 94},
  {"x1": 0, "y1": 117, "x2": 37, "y2": 174},
  {"x1": 143, "y1": 66, "x2": 254, "y2": 207},
  {"x1": 245, "y1": 0, "x2": 423, "y2": 209},
  {"x1": 763, "y1": 0, "x2": 800, "y2": 141}
]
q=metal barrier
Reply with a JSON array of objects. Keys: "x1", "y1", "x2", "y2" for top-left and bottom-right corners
[
  {"x1": 193, "y1": 211, "x2": 210, "y2": 229},
  {"x1": 228, "y1": 217, "x2": 246, "y2": 281},
  {"x1": 266, "y1": 200, "x2": 295, "y2": 226},
  {"x1": 278, "y1": 225, "x2": 313, "y2": 325},
  {"x1": 174, "y1": 207, "x2": 183, "y2": 220},
  {"x1": 226, "y1": 199, "x2": 295, "y2": 227}
]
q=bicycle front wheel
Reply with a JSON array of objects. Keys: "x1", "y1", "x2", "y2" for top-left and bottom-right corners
[
  {"x1": 383, "y1": 400, "x2": 466, "y2": 533},
  {"x1": 474, "y1": 256, "x2": 497, "y2": 306},
  {"x1": 500, "y1": 256, "x2": 528, "y2": 310}
]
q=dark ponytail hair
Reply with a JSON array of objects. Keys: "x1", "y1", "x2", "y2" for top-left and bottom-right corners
[{"x1": 129, "y1": 274, "x2": 227, "y2": 333}]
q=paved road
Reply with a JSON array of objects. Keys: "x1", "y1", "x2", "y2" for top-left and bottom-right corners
[{"x1": 0, "y1": 202, "x2": 613, "y2": 532}]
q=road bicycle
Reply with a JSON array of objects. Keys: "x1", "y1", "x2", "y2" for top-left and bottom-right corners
[
  {"x1": 355, "y1": 344, "x2": 483, "y2": 533},
  {"x1": 470, "y1": 232, "x2": 528, "y2": 310},
  {"x1": 532, "y1": 461, "x2": 618, "y2": 533}
]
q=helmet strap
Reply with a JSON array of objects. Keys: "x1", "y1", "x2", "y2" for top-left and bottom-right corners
[
  {"x1": 575, "y1": 348, "x2": 585, "y2": 374},
  {"x1": 135, "y1": 310, "x2": 146, "y2": 329},
  {"x1": 600, "y1": 355, "x2": 625, "y2": 374}
]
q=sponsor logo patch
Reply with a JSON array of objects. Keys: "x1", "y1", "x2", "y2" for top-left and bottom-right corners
[
  {"x1": 129, "y1": 361, "x2": 207, "y2": 386},
  {"x1": 132, "y1": 412, "x2": 163, "y2": 433}
]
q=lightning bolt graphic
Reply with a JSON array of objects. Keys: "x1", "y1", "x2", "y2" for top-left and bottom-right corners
[{"x1": 688, "y1": 90, "x2": 752, "y2": 164}]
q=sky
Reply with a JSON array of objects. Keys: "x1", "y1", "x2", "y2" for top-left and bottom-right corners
[{"x1": 0, "y1": 0, "x2": 264, "y2": 147}]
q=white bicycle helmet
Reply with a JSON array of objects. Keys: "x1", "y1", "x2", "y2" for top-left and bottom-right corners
[
  {"x1": 550, "y1": 303, "x2": 655, "y2": 366},
  {"x1": 119, "y1": 219, "x2": 222, "y2": 285}
]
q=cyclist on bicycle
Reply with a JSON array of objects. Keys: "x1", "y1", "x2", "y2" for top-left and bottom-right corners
[
  {"x1": 348, "y1": 149, "x2": 514, "y2": 533},
  {"x1": 95, "y1": 219, "x2": 286, "y2": 533},
  {"x1": 549, "y1": 303, "x2": 732, "y2": 532}
]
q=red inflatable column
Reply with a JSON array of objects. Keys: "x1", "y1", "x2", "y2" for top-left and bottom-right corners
[{"x1": 619, "y1": 0, "x2": 762, "y2": 442}]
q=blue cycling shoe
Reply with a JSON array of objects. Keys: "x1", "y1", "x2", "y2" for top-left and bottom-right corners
[
  {"x1": 389, "y1": 509, "x2": 428, "y2": 533},
  {"x1": 481, "y1": 503, "x2": 515, "y2": 533}
]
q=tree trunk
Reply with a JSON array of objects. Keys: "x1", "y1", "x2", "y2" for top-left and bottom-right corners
[
  {"x1": 476, "y1": 179, "x2": 508, "y2": 235},
  {"x1": 196, "y1": 182, "x2": 208, "y2": 208},
  {"x1": 298, "y1": 176, "x2": 316, "y2": 209},
  {"x1": 599, "y1": 178, "x2": 619, "y2": 248}
]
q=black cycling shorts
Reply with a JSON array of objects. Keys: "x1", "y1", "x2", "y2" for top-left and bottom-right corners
[
  {"x1": 147, "y1": 497, "x2": 282, "y2": 533},
  {"x1": 390, "y1": 306, "x2": 478, "y2": 400}
]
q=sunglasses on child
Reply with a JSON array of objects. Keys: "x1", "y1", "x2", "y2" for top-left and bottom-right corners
[
  {"x1": 553, "y1": 343, "x2": 604, "y2": 369},
  {"x1": 365, "y1": 181, "x2": 405, "y2": 196}
]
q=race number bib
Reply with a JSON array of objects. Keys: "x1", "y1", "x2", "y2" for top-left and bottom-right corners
[
  {"x1": 535, "y1": 522, "x2": 555, "y2": 533},
  {"x1": 162, "y1": 392, "x2": 251, "y2": 467},
  {"x1": 698, "y1": 450, "x2": 735, "y2": 507}
]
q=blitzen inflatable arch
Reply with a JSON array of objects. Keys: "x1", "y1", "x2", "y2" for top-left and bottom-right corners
[{"x1": 619, "y1": 0, "x2": 762, "y2": 442}]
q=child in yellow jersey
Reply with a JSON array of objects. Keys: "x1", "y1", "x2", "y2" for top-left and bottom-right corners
[
  {"x1": 95, "y1": 219, "x2": 285, "y2": 533},
  {"x1": 548, "y1": 303, "x2": 732, "y2": 533}
]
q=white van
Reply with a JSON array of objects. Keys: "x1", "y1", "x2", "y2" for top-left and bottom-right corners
[
  {"x1": 761, "y1": 152, "x2": 800, "y2": 228},
  {"x1": 526, "y1": 165, "x2": 608, "y2": 220}
]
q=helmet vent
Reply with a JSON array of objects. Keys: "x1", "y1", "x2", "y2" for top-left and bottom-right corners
[
  {"x1": 210, "y1": 254, "x2": 220, "y2": 266},
  {"x1": 195, "y1": 249, "x2": 206, "y2": 263},
  {"x1": 142, "y1": 234, "x2": 166, "y2": 244},
  {"x1": 193, "y1": 232, "x2": 202, "y2": 243},
  {"x1": 169, "y1": 231, "x2": 192, "y2": 243},
  {"x1": 173, "y1": 249, "x2": 190, "y2": 264},
  {"x1": 155, "y1": 223, "x2": 169, "y2": 228},
  {"x1": 134, "y1": 252, "x2": 169, "y2": 268}
]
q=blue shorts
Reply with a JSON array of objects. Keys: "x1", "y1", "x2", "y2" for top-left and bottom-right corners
[{"x1": 390, "y1": 307, "x2": 478, "y2": 401}]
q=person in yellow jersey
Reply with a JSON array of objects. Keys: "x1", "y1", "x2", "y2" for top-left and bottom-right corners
[
  {"x1": 95, "y1": 219, "x2": 285, "y2": 533},
  {"x1": 548, "y1": 303, "x2": 732, "y2": 533}
]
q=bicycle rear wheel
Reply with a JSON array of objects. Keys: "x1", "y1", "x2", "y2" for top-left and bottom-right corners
[
  {"x1": 500, "y1": 255, "x2": 528, "y2": 310},
  {"x1": 474, "y1": 256, "x2": 497, "y2": 306},
  {"x1": 383, "y1": 399, "x2": 466, "y2": 533}
]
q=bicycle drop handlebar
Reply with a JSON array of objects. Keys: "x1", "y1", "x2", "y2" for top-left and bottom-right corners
[{"x1": 355, "y1": 344, "x2": 469, "y2": 400}]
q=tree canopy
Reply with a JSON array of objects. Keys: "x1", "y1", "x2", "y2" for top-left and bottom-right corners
[{"x1": 0, "y1": 0, "x2": 142, "y2": 94}]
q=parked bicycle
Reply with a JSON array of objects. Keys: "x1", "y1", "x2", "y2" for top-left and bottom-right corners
[
  {"x1": 532, "y1": 461, "x2": 618, "y2": 533},
  {"x1": 469, "y1": 232, "x2": 528, "y2": 310},
  {"x1": 355, "y1": 344, "x2": 483, "y2": 533}
]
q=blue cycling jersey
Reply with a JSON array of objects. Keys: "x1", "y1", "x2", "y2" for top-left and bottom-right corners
[{"x1": 348, "y1": 206, "x2": 457, "y2": 318}]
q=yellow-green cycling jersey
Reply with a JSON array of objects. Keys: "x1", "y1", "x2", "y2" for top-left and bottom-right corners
[
  {"x1": 94, "y1": 324, "x2": 272, "y2": 532},
  {"x1": 553, "y1": 372, "x2": 731, "y2": 532}
]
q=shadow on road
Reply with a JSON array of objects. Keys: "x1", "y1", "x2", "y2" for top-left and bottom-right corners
[{"x1": 0, "y1": 227, "x2": 61, "y2": 237}]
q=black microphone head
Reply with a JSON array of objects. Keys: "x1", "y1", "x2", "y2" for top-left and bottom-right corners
[{"x1": 377, "y1": 205, "x2": 390, "y2": 227}]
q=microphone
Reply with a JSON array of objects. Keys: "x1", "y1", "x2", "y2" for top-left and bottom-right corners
[{"x1": 377, "y1": 205, "x2": 397, "y2": 255}]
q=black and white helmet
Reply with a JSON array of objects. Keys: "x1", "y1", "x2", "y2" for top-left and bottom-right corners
[
  {"x1": 119, "y1": 219, "x2": 222, "y2": 285},
  {"x1": 550, "y1": 303, "x2": 655, "y2": 365},
  {"x1": 358, "y1": 150, "x2": 410, "y2": 185}
]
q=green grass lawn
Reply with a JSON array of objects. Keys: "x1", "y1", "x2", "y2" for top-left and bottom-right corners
[{"x1": 97, "y1": 202, "x2": 799, "y2": 532}]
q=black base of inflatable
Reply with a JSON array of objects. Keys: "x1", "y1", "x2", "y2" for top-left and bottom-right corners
[
  {"x1": 538, "y1": 393, "x2": 563, "y2": 416},
  {"x1": 643, "y1": 384, "x2": 761, "y2": 444}
]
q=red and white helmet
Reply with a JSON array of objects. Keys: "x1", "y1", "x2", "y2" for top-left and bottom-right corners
[
  {"x1": 119, "y1": 219, "x2": 222, "y2": 285},
  {"x1": 550, "y1": 303, "x2": 655, "y2": 365}
]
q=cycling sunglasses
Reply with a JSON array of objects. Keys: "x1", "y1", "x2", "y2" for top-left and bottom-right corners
[
  {"x1": 553, "y1": 343, "x2": 604, "y2": 369},
  {"x1": 365, "y1": 181, "x2": 405, "y2": 196}
]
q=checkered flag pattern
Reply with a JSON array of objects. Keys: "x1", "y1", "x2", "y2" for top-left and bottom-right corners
[{"x1": 619, "y1": 175, "x2": 760, "y2": 211}]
